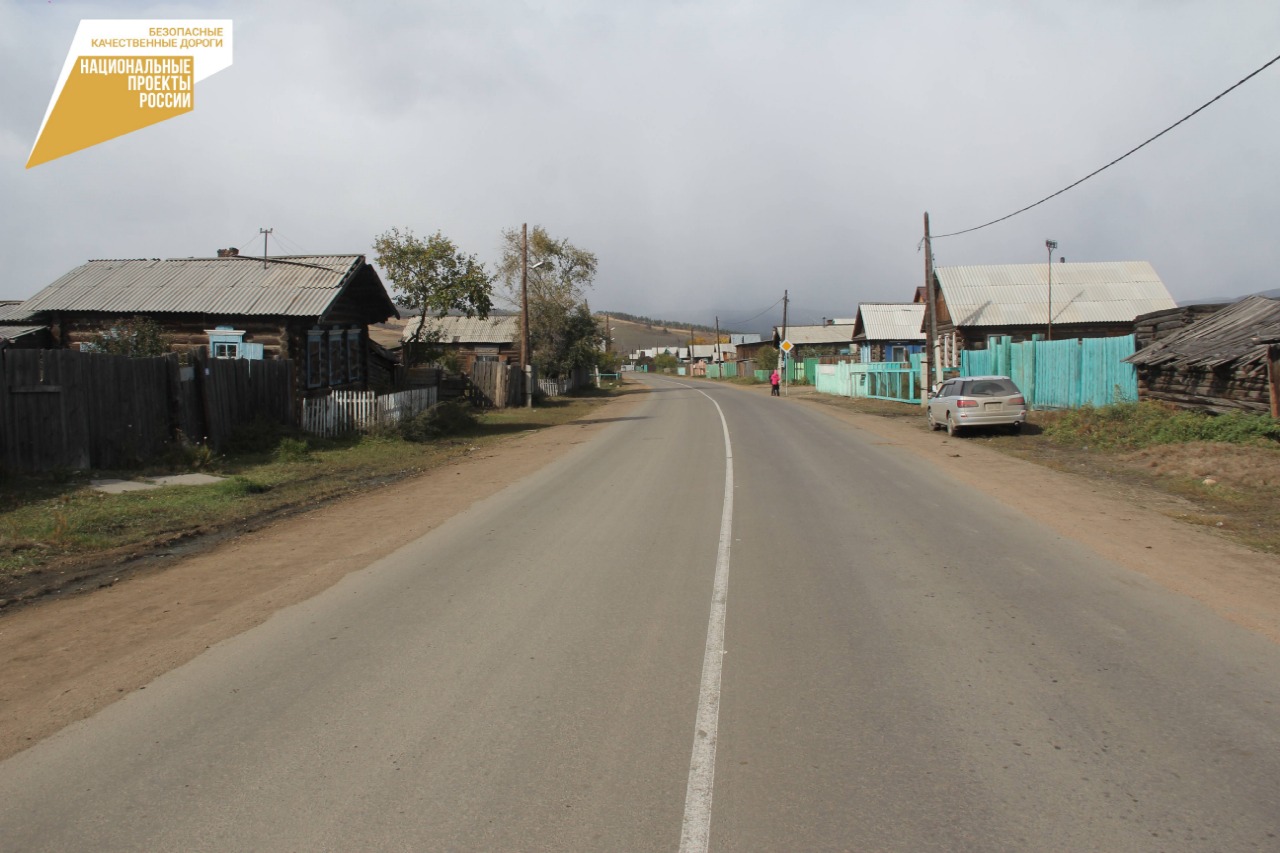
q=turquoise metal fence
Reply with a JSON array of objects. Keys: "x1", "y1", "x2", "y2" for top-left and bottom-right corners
[
  {"x1": 960, "y1": 335, "x2": 1137, "y2": 409},
  {"x1": 813, "y1": 357, "x2": 923, "y2": 404}
]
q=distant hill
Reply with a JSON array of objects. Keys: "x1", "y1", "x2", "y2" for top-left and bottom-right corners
[
  {"x1": 1180, "y1": 288, "x2": 1280, "y2": 306},
  {"x1": 600, "y1": 315, "x2": 695, "y2": 355}
]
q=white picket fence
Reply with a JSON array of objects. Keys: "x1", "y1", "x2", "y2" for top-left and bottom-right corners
[
  {"x1": 537, "y1": 367, "x2": 591, "y2": 398},
  {"x1": 301, "y1": 387, "x2": 438, "y2": 438}
]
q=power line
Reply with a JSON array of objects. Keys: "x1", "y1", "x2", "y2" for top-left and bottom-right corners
[
  {"x1": 934, "y1": 50, "x2": 1280, "y2": 240},
  {"x1": 722, "y1": 296, "x2": 785, "y2": 328}
]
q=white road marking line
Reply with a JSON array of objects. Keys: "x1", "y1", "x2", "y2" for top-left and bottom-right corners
[{"x1": 672, "y1": 382, "x2": 734, "y2": 853}]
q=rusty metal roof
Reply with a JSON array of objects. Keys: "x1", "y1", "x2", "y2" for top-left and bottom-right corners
[
  {"x1": 853, "y1": 303, "x2": 925, "y2": 342},
  {"x1": 935, "y1": 261, "x2": 1176, "y2": 327},
  {"x1": 403, "y1": 314, "x2": 520, "y2": 344},
  {"x1": 1126, "y1": 295, "x2": 1280, "y2": 370},
  {"x1": 19, "y1": 255, "x2": 389, "y2": 319}
]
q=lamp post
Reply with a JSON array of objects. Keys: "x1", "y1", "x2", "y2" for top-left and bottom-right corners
[
  {"x1": 520, "y1": 223, "x2": 549, "y2": 408},
  {"x1": 1045, "y1": 239, "x2": 1058, "y2": 341}
]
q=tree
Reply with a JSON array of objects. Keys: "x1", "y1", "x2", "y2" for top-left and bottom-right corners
[
  {"x1": 496, "y1": 225, "x2": 601, "y2": 378},
  {"x1": 373, "y1": 227, "x2": 493, "y2": 368},
  {"x1": 88, "y1": 316, "x2": 171, "y2": 357},
  {"x1": 756, "y1": 344, "x2": 779, "y2": 370},
  {"x1": 654, "y1": 352, "x2": 679, "y2": 372}
]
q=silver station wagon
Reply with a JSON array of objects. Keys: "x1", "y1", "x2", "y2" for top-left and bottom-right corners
[{"x1": 927, "y1": 375, "x2": 1027, "y2": 436}]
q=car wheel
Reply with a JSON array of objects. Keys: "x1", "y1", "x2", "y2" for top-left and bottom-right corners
[
  {"x1": 928, "y1": 408, "x2": 941, "y2": 431},
  {"x1": 1008, "y1": 422, "x2": 1023, "y2": 434},
  {"x1": 946, "y1": 413, "x2": 961, "y2": 437}
]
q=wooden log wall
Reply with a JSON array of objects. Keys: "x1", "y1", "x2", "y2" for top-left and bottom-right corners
[
  {"x1": 1141, "y1": 362, "x2": 1273, "y2": 415},
  {"x1": 56, "y1": 315, "x2": 289, "y2": 358}
]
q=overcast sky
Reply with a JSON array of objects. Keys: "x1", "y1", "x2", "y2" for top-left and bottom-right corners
[{"x1": 3, "y1": 1, "x2": 1279, "y2": 332}]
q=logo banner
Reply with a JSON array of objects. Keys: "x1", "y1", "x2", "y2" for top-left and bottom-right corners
[{"x1": 27, "y1": 19, "x2": 233, "y2": 168}]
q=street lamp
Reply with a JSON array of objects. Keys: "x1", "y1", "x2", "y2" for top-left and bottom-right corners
[
  {"x1": 520, "y1": 221, "x2": 549, "y2": 408},
  {"x1": 1045, "y1": 239, "x2": 1058, "y2": 341}
]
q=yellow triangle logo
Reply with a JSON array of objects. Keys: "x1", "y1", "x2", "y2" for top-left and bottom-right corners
[{"x1": 26, "y1": 56, "x2": 194, "y2": 169}]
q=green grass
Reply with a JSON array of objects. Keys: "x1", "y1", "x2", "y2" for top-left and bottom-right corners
[
  {"x1": 1038, "y1": 401, "x2": 1280, "y2": 450},
  {"x1": 0, "y1": 391, "x2": 615, "y2": 588}
]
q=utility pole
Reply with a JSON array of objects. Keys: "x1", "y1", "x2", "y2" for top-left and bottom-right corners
[
  {"x1": 1046, "y1": 239, "x2": 1058, "y2": 341},
  {"x1": 259, "y1": 227, "x2": 273, "y2": 270},
  {"x1": 781, "y1": 289, "x2": 789, "y2": 396},
  {"x1": 521, "y1": 223, "x2": 533, "y2": 408},
  {"x1": 923, "y1": 213, "x2": 940, "y2": 393},
  {"x1": 714, "y1": 316, "x2": 722, "y2": 367}
]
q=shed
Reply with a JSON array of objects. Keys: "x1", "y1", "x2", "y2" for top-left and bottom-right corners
[
  {"x1": 0, "y1": 302, "x2": 51, "y2": 350},
  {"x1": 401, "y1": 314, "x2": 521, "y2": 374},
  {"x1": 1125, "y1": 295, "x2": 1280, "y2": 415}
]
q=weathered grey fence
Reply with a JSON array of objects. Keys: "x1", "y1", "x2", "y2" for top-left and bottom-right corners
[
  {"x1": 194, "y1": 350, "x2": 294, "y2": 450},
  {"x1": 469, "y1": 361, "x2": 522, "y2": 408},
  {"x1": 0, "y1": 348, "x2": 296, "y2": 473},
  {"x1": 0, "y1": 349, "x2": 173, "y2": 472},
  {"x1": 301, "y1": 387, "x2": 438, "y2": 438}
]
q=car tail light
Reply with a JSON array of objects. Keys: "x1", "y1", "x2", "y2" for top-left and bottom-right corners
[
  {"x1": 1009, "y1": 395, "x2": 1025, "y2": 405},
  {"x1": 956, "y1": 399, "x2": 979, "y2": 408}
]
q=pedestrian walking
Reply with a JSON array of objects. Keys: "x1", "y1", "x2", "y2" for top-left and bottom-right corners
[{"x1": 770, "y1": 368, "x2": 780, "y2": 396}]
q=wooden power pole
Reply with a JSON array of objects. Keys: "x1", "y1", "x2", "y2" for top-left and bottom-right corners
[{"x1": 923, "y1": 212, "x2": 940, "y2": 394}]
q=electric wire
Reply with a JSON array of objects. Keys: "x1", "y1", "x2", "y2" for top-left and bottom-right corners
[
  {"x1": 933, "y1": 50, "x2": 1280, "y2": 240},
  {"x1": 722, "y1": 296, "x2": 785, "y2": 328}
]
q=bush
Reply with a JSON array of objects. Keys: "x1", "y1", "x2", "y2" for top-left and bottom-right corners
[
  {"x1": 274, "y1": 437, "x2": 312, "y2": 463},
  {"x1": 1041, "y1": 401, "x2": 1280, "y2": 450},
  {"x1": 399, "y1": 400, "x2": 478, "y2": 442}
]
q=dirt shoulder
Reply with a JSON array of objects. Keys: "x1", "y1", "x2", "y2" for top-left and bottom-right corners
[{"x1": 2, "y1": 380, "x2": 1278, "y2": 763}]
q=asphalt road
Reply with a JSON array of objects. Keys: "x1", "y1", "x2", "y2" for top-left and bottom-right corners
[{"x1": 2, "y1": 376, "x2": 1278, "y2": 851}]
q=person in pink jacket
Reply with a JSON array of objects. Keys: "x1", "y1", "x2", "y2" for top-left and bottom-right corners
[{"x1": 770, "y1": 368, "x2": 780, "y2": 396}]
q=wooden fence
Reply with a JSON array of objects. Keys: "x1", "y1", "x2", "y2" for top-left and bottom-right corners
[
  {"x1": 961, "y1": 335, "x2": 1138, "y2": 409},
  {"x1": 469, "y1": 361, "x2": 522, "y2": 408},
  {"x1": 0, "y1": 348, "x2": 295, "y2": 473},
  {"x1": 537, "y1": 367, "x2": 591, "y2": 398},
  {"x1": 301, "y1": 387, "x2": 438, "y2": 438},
  {"x1": 194, "y1": 351, "x2": 294, "y2": 450}
]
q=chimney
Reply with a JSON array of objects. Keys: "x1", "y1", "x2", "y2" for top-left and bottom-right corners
[
  {"x1": 217, "y1": 247, "x2": 240, "y2": 257},
  {"x1": 1059, "y1": 256, "x2": 1065, "y2": 263}
]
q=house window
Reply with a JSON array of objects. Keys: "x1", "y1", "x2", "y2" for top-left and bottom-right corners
[
  {"x1": 328, "y1": 332, "x2": 346, "y2": 386},
  {"x1": 306, "y1": 330, "x2": 324, "y2": 388},
  {"x1": 205, "y1": 326, "x2": 246, "y2": 360},
  {"x1": 891, "y1": 345, "x2": 907, "y2": 362},
  {"x1": 346, "y1": 328, "x2": 362, "y2": 382}
]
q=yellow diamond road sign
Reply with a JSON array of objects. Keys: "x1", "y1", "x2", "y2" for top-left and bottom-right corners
[{"x1": 780, "y1": 339, "x2": 794, "y2": 353}]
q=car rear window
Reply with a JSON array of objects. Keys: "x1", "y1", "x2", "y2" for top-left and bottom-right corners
[{"x1": 961, "y1": 378, "x2": 1019, "y2": 397}]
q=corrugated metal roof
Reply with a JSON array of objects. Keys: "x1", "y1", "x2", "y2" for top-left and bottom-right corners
[
  {"x1": 1126, "y1": 295, "x2": 1280, "y2": 370},
  {"x1": 776, "y1": 324, "x2": 855, "y2": 345},
  {"x1": 403, "y1": 314, "x2": 520, "y2": 344},
  {"x1": 0, "y1": 324, "x2": 45, "y2": 341},
  {"x1": 0, "y1": 302, "x2": 34, "y2": 322},
  {"x1": 19, "y1": 255, "x2": 372, "y2": 317},
  {"x1": 935, "y1": 261, "x2": 1176, "y2": 327},
  {"x1": 855, "y1": 303, "x2": 925, "y2": 341}
]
